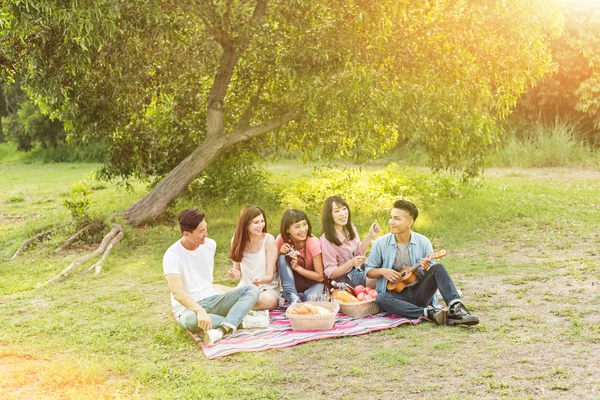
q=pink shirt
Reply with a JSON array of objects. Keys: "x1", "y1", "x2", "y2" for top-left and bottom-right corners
[
  {"x1": 320, "y1": 224, "x2": 364, "y2": 278},
  {"x1": 275, "y1": 234, "x2": 322, "y2": 271}
]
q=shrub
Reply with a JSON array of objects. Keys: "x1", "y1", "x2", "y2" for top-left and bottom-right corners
[
  {"x1": 24, "y1": 141, "x2": 107, "y2": 163},
  {"x1": 185, "y1": 150, "x2": 278, "y2": 206},
  {"x1": 62, "y1": 173, "x2": 95, "y2": 226},
  {"x1": 279, "y1": 163, "x2": 465, "y2": 215}
]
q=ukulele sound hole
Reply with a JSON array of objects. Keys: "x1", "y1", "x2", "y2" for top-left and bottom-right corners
[{"x1": 400, "y1": 272, "x2": 406, "y2": 278}]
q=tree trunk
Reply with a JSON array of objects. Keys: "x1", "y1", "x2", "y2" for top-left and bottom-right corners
[
  {"x1": 123, "y1": 134, "x2": 229, "y2": 226},
  {"x1": 122, "y1": 109, "x2": 298, "y2": 227}
]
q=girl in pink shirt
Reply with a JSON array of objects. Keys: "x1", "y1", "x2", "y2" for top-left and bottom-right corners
[
  {"x1": 320, "y1": 196, "x2": 381, "y2": 287},
  {"x1": 276, "y1": 209, "x2": 326, "y2": 304}
]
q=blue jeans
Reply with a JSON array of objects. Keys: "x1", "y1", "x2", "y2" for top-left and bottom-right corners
[
  {"x1": 333, "y1": 265, "x2": 367, "y2": 287},
  {"x1": 277, "y1": 254, "x2": 325, "y2": 304},
  {"x1": 375, "y1": 264, "x2": 461, "y2": 319},
  {"x1": 178, "y1": 285, "x2": 259, "y2": 332}
]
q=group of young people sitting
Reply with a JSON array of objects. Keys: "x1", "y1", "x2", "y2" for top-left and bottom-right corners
[{"x1": 163, "y1": 196, "x2": 479, "y2": 346}]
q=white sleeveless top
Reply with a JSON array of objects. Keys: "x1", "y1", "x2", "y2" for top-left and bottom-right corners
[{"x1": 238, "y1": 234, "x2": 279, "y2": 292}]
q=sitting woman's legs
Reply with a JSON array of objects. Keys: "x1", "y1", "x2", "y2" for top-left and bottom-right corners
[
  {"x1": 253, "y1": 290, "x2": 280, "y2": 311},
  {"x1": 277, "y1": 254, "x2": 300, "y2": 304}
]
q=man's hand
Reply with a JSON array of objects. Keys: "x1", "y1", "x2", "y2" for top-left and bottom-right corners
[
  {"x1": 419, "y1": 256, "x2": 433, "y2": 272},
  {"x1": 227, "y1": 268, "x2": 241, "y2": 280},
  {"x1": 380, "y1": 268, "x2": 402, "y2": 283},
  {"x1": 195, "y1": 308, "x2": 212, "y2": 332}
]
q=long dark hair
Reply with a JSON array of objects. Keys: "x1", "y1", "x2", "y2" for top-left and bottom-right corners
[
  {"x1": 321, "y1": 196, "x2": 355, "y2": 246},
  {"x1": 229, "y1": 205, "x2": 267, "y2": 262},
  {"x1": 280, "y1": 209, "x2": 312, "y2": 245}
]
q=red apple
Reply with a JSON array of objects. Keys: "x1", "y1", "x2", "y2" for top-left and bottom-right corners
[
  {"x1": 354, "y1": 285, "x2": 366, "y2": 295},
  {"x1": 357, "y1": 292, "x2": 367, "y2": 301}
]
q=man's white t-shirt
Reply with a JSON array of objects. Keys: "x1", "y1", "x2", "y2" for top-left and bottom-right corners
[{"x1": 163, "y1": 238, "x2": 220, "y2": 316}]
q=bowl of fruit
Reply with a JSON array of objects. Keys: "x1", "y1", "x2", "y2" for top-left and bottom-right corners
[{"x1": 330, "y1": 283, "x2": 380, "y2": 318}]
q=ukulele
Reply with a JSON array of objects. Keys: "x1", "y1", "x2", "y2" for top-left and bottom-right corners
[{"x1": 386, "y1": 249, "x2": 448, "y2": 293}]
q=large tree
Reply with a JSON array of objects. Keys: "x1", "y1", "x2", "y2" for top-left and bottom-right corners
[{"x1": 0, "y1": 0, "x2": 563, "y2": 226}]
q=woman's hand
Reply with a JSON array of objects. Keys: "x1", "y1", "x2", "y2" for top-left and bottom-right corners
[
  {"x1": 251, "y1": 277, "x2": 263, "y2": 286},
  {"x1": 351, "y1": 255, "x2": 366, "y2": 268},
  {"x1": 369, "y1": 222, "x2": 382, "y2": 237},
  {"x1": 227, "y1": 268, "x2": 241, "y2": 280},
  {"x1": 289, "y1": 252, "x2": 301, "y2": 271},
  {"x1": 280, "y1": 243, "x2": 292, "y2": 255}
]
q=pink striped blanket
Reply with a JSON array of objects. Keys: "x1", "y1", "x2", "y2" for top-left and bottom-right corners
[{"x1": 176, "y1": 309, "x2": 425, "y2": 359}]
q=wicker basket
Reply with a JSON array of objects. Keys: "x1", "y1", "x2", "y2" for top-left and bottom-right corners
[
  {"x1": 286, "y1": 302, "x2": 340, "y2": 331},
  {"x1": 336, "y1": 298, "x2": 380, "y2": 318}
]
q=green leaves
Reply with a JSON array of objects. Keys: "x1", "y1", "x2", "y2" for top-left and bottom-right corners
[
  {"x1": 514, "y1": 1, "x2": 600, "y2": 142},
  {"x1": 1, "y1": 0, "x2": 564, "y2": 182}
]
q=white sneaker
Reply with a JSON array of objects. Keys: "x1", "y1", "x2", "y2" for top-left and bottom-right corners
[
  {"x1": 241, "y1": 313, "x2": 270, "y2": 329},
  {"x1": 253, "y1": 310, "x2": 270, "y2": 319},
  {"x1": 202, "y1": 329, "x2": 223, "y2": 346}
]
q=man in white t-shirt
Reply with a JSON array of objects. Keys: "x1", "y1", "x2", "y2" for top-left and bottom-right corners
[{"x1": 164, "y1": 209, "x2": 269, "y2": 345}]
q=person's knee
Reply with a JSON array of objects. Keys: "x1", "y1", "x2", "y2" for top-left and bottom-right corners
[
  {"x1": 430, "y1": 263, "x2": 446, "y2": 274},
  {"x1": 277, "y1": 254, "x2": 288, "y2": 267},
  {"x1": 243, "y1": 285, "x2": 260, "y2": 300},
  {"x1": 179, "y1": 312, "x2": 198, "y2": 331},
  {"x1": 257, "y1": 293, "x2": 279, "y2": 310},
  {"x1": 375, "y1": 292, "x2": 390, "y2": 308}
]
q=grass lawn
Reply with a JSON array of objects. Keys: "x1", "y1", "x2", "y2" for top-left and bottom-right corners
[{"x1": 1, "y1": 161, "x2": 599, "y2": 399}]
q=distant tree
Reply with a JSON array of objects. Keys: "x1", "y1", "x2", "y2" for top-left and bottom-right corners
[
  {"x1": 513, "y1": 0, "x2": 600, "y2": 143},
  {"x1": 0, "y1": 0, "x2": 563, "y2": 225},
  {"x1": 0, "y1": 82, "x2": 66, "y2": 151}
]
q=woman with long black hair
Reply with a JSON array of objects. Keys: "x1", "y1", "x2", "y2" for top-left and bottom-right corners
[{"x1": 320, "y1": 196, "x2": 380, "y2": 287}]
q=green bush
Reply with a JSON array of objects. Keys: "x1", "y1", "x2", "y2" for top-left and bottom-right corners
[
  {"x1": 279, "y1": 163, "x2": 465, "y2": 215},
  {"x1": 62, "y1": 173, "x2": 95, "y2": 226},
  {"x1": 24, "y1": 141, "x2": 107, "y2": 163},
  {"x1": 185, "y1": 150, "x2": 278, "y2": 206}
]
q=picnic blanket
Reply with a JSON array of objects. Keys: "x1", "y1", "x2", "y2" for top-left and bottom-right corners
[{"x1": 177, "y1": 309, "x2": 426, "y2": 359}]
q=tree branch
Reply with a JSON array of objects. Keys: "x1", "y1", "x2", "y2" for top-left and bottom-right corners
[
  {"x1": 88, "y1": 230, "x2": 124, "y2": 275},
  {"x1": 35, "y1": 224, "x2": 124, "y2": 288},
  {"x1": 54, "y1": 224, "x2": 92, "y2": 253},
  {"x1": 237, "y1": 95, "x2": 260, "y2": 129},
  {"x1": 227, "y1": 109, "x2": 299, "y2": 145},
  {"x1": 197, "y1": 3, "x2": 232, "y2": 48},
  {"x1": 11, "y1": 228, "x2": 56, "y2": 259},
  {"x1": 205, "y1": 0, "x2": 270, "y2": 139}
]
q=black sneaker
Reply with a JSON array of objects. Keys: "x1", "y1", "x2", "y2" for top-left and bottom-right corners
[
  {"x1": 447, "y1": 303, "x2": 479, "y2": 326},
  {"x1": 426, "y1": 306, "x2": 447, "y2": 325}
]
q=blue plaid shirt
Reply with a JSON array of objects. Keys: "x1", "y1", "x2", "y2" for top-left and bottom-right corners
[{"x1": 366, "y1": 231, "x2": 441, "y2": 307}]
